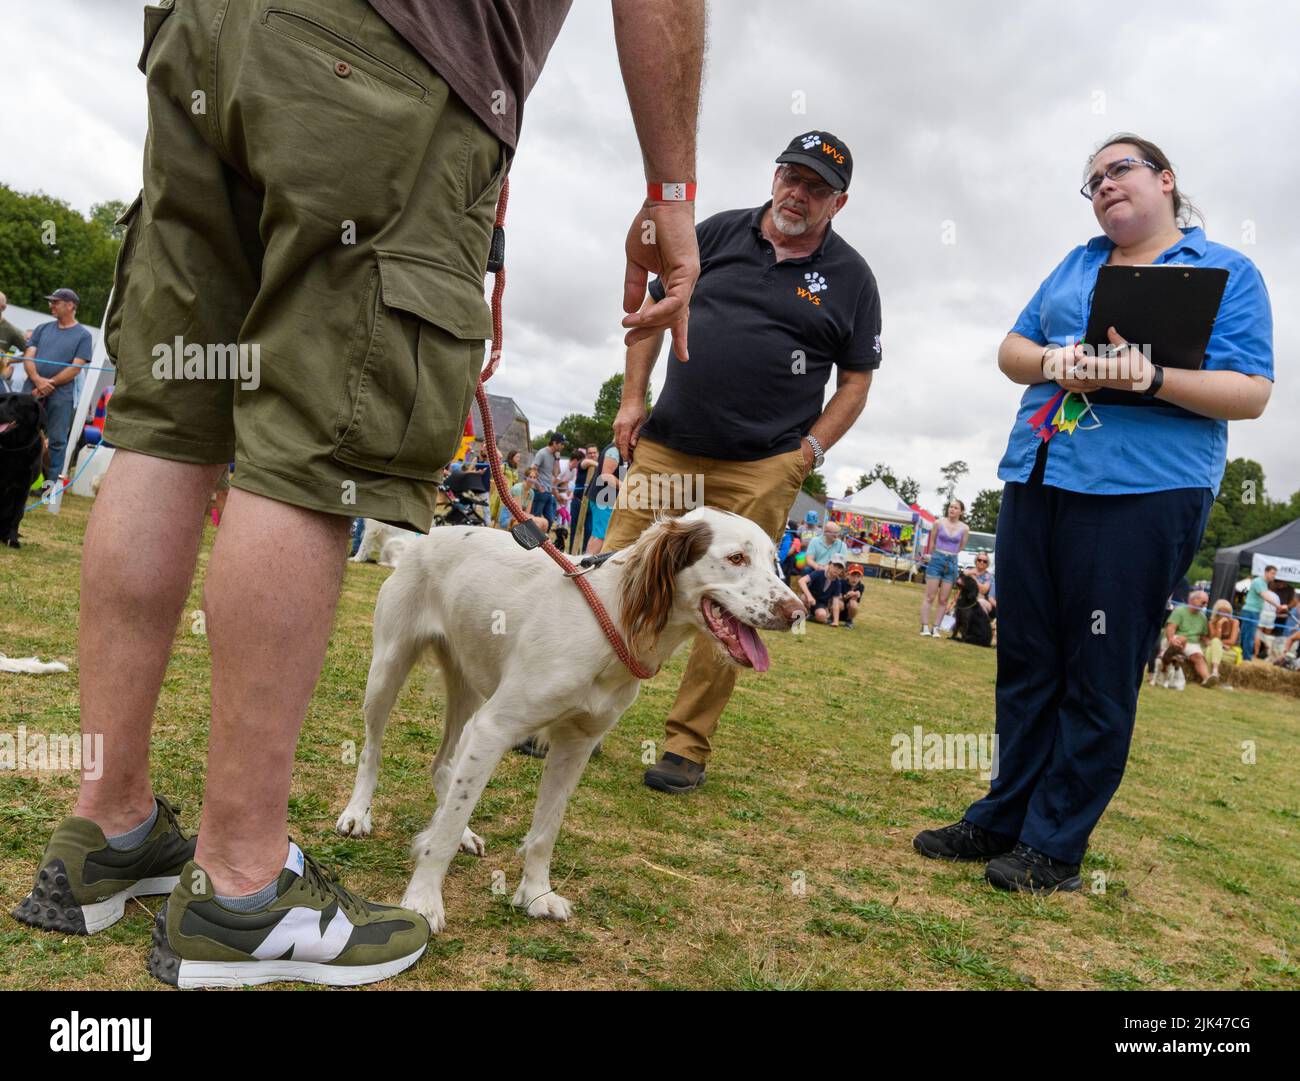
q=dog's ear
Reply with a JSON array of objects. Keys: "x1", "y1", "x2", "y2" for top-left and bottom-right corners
[{"x1": 620, "y1": 516, "x2": 713, "y2": 653}]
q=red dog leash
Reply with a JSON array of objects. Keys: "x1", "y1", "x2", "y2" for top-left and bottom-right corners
[{"x1": 474, "y1": 179, "x2": 657, "y2": 680}]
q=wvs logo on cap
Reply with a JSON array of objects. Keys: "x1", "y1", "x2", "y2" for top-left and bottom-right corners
[
  {"x1": 820, "y1": 142, "x2": 845, "y2": 165},
  {"x1": 796, "y1": 272, "x2": 828, "y2": 306}
]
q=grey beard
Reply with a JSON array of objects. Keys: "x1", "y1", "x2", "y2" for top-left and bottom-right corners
[{"x1": 772, "y1": 204, "x2": 809, "y2": 236}]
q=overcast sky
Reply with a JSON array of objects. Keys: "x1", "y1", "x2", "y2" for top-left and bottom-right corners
[{"x1": 6, "y1": 0, "x2": 1296, "y2": 507}]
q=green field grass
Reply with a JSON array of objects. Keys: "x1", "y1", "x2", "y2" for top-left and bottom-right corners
[{"x1": 1, "y1": 495, "x2": 1297, "y2": 989}]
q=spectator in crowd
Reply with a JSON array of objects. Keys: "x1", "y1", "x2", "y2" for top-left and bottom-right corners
[
  {"x1": 970, "y1": 554, "x2": 996, "y2": 616},
  {"x1": 1, "y1": 291, "x2": 29, "y2": 388},
  {"x1": 1274, "y1": 600, "x2": 1300, "y2": 665},
  {"x1": 555, "y1": 481, "x2": 571, "y2": 533},
  {"x1": 799, "y1": 555, "x2": 849, "y2": 625},
  {"x1": 799, "y1": 511, "x2": 820, "y2": 546},
  {"x1": 582, "y1": 443, "x2": 623, "y2": 556},
  {"x1": 603, "y1": 130, "x2": 881, "y2": 795},
  {"x1": 529, "y1": 431, "x2": 565, "y2": 531},
  {"x1": 1204, "y1": 598, "x2": 1239, "y2": 683},
  {"x1": 1238, "y1": 564, "x2": 1279, "y2": 661},
  {"x1": 490, "y1": 449, "x2": 522, "y2": 528},
  {"x1": 510, "y1": 465, "x2": 538, "y2": 521},
  {"x1": 1162, "y1": 589, "x2": 1217, "y2": 686},
  {"x1": 920, "y1": 499, "x2": 968, "y2": 637},
  {"x1": 805, "y1": 520, "x2": 849, "y2": 571},
  {"x1": 566, "y1": 445, "x2": 599, "y2": 552},
  {"x1": 23, "y1": 288, "x2": 94, "y2": 482},
  {"x1": 838, "y1": 564, "x2": 864, "y2": 628}
]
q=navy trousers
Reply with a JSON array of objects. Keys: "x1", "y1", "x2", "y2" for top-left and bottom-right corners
[{"x1": 965, "y1": 446, "x2": 1212, "y2": 863}]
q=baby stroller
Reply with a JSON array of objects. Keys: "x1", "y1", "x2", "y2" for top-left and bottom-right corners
[{"x1": 435, "y1": 467, "x2": 490, "y2": 527}]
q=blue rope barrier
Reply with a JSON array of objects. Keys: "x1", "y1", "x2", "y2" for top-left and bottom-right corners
[{"x1": 24, "y1": 443, "x2": 102, "y2": 512}]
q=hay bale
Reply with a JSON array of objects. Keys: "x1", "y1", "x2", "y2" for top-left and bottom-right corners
[{"x1": 1228, "y1": 661, "x2": 1300, "y2": 699}]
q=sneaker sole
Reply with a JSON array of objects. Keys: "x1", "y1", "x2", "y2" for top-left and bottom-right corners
[
  {"x1": 11, "y1": 858, "x2": 179, "y2": 935},
  {"x1": 147, "y1": 912, "x2": 426, "y2": 988}
]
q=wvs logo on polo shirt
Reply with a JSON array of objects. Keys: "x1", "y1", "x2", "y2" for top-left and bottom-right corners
[{"x1": 796, "y1": 271, "x2": 828, "y2": 306}]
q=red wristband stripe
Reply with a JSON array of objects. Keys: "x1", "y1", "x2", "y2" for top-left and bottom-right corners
[{"x1": 648, "y1": 182, "x2": 696, "y2": 202}]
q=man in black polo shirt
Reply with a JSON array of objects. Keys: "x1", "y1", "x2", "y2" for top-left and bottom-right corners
[{"x1": 605, "y1": 130, "x2": 882, "y2": 794}]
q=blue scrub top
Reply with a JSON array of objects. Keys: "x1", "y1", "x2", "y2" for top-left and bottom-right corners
[{"x1": 997, "y1": 227, "x2": 1273, "y2": 497}]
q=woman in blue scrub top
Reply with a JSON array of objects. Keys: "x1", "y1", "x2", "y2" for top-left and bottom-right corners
[{"x1": 913, "y1": 133, "x2": 1274, "y2": 892}]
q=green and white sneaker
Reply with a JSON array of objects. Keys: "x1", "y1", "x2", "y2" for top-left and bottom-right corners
[
  {"x1": 12, "y1": 795, "x2": 196, "y2": 935},
  {"x1": 148, "y1": 841, "x2": 428, "y2": 988}
]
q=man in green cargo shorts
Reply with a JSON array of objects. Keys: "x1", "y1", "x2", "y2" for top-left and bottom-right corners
[{"x1": 12, "y1": 0, "x2": 704, "y2": 988}]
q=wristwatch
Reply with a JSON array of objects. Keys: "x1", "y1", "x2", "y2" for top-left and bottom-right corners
[{"x1": 804, "y1": 434, "x2": 825, "y2": 469}]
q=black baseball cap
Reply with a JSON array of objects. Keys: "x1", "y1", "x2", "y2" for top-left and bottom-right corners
[
  {"x1": 44, "y1": 287, "x2": 80, "y2": 304},
  {"x1": 548, "y1": 431, "x2": 567, "y2": 444},
  {"x1": 776, "y1": 131, "x2": 853, "y2": 192}
]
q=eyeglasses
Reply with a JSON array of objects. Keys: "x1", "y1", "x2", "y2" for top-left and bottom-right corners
[
  {"x1": 1080, "y1": 157, "x2": 1161, "y2": 200},
  {"x1": 777, "y1": 164, "x2": 840, "y2": 200}
]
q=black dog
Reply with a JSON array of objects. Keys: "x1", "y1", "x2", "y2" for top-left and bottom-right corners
[
  {"x1": 949, "y1": 572, "x2": 993, "y2": 647},
  {"x1": 0, "y1": 394, "x2": 44, "y2": 548}
]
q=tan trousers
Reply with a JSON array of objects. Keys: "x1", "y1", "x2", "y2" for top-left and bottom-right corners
[{"x1": 603, "y1": 436, "x2": 807, "y2": 764}]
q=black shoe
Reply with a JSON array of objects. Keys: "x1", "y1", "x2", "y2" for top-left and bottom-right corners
[
  {"x1": 512, "y1": 736, "x2": 547, "y2": 759},
  {"x1": 842, "y1": 619, "x2": 854, "y2": 629},
  {"x1": 985, "y1": 842, "x2": 1082, "y2": 894},
  {"x1": 913, "y1": 818, "x2": 1016, "y2": 862},
  {"x1": 643, "y1": 752, "x2": 705, "y2": 794}
]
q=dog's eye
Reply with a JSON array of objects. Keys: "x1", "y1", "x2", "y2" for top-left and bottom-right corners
[{"x1": 727, "y1": 553, "x2": 747, "y2": 566}]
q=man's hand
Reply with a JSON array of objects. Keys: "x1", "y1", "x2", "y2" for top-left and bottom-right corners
[
  {"x1": 622, "y1": 200, "x2": 699, "y2": 361},
  {"x1": 799, "y1": 438, "x2": 815, "y2": 476},
  {"x1": 613, "y1": 398, "x2": 648, "y2": 460},
  {"x1": 30, "y1": 376, "x2": 54, "y2": 399}
]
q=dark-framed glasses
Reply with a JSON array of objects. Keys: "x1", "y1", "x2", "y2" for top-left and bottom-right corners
[
  {"x1": 777, "y1": 164, "x2": 840, "y2": 199},
  {"x1": 1081, "y1": 157, "x2": 1160, "y2": 200}
]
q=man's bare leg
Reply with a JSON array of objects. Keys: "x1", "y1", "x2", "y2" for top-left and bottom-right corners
[
  {"x1": 195, "y1": 488, "x2": 351, "y2": 896},
  {"x1": 75, "y1": 451, "x2": 226, "y2": 835}
]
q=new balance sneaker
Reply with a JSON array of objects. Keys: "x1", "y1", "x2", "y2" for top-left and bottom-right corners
[
  {"x1": 913, "y1": 817, "x2": 1016, "y2": 862},
  {"x1": 148, "y1": 841, "x2": 428, "y2": 988},
  {"x1": 12, "y1": 795, "x2": 195, "y2": 935},
  {"x1": 985, "y1": 842, "x2": 1082, "y2": 894}
]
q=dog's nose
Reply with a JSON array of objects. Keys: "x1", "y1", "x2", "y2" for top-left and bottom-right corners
[{"x1": 776, "y1": 596, "x2": 804, "y2": 626}]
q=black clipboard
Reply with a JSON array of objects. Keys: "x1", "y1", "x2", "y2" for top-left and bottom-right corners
[
  {"x1": 1082, "y1": 264, "x2": 1227, "y2": 407},
  {"x1": 1084, "y1": 264, "x2": 1228, "y2": 369}
]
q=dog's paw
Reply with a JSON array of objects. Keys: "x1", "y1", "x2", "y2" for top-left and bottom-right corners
[
  {"x1": 335, "y1": 806, "x2": 372, "y2": 837},
  {"x1": 459, "y1": 828, "x2": 486, "y2": 856},
  {"x1": 512, "y1": 881, "x2": 572, "y2": 921},
  {"x1": 402, "y1": 882, "x2": 446, "y2": 934}
]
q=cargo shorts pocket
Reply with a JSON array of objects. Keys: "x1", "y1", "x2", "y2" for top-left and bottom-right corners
[
  {"x1": 102, "y1": 191, "x2": 144, "y2": 363},
  {"x1": 333, "y1": 252, "x2": 493, "y2": 482}
]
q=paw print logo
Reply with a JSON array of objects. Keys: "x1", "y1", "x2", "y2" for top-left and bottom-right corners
[
  {"x1": 801, "y1": 132, "x2": 821, "y2": 149},
  {"x1": 804, "y1": 272, "x2": 828, "y2": 294}
]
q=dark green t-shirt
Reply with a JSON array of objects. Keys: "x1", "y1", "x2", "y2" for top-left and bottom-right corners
[{"x1": 0, "y1": 318, "x2": 26, "y2": 355}]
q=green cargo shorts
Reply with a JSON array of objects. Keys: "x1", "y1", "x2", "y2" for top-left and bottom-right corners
[{"x1": 103, "y1": 0, "x2": 508, "y2": 531}]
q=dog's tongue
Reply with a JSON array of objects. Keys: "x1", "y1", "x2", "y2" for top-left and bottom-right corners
[
  {"x1": 0, "y1": 422, "x2": 12, "y2": 434},
  {"x1": 735, "y1": 621, "x2": 770, "y2": 672}
]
